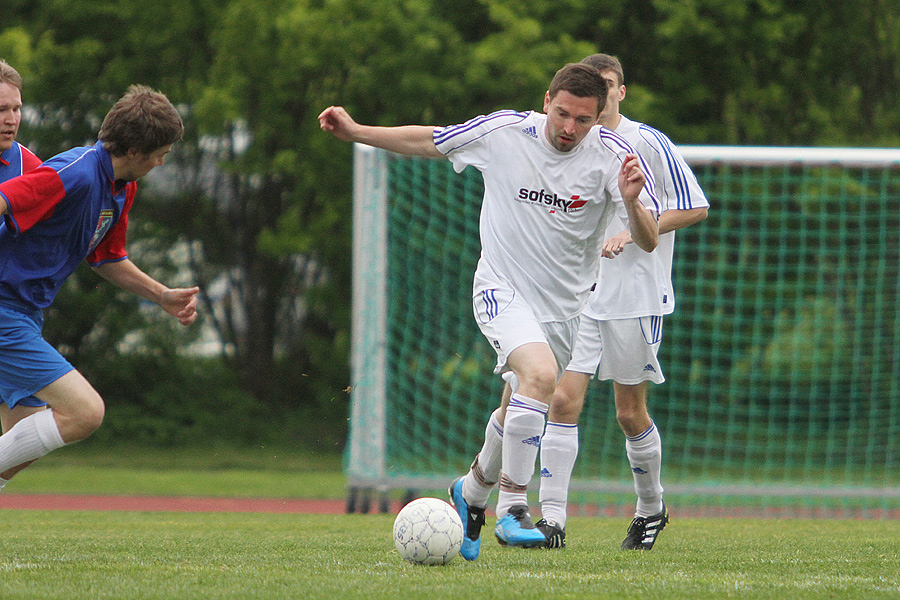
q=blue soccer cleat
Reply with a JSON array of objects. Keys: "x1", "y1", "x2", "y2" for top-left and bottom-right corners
[
  {"x1": 448, "y1": 477, "x2": 486, "y2": 561},
  {"x1": 494, "y1": 504, "x2": 547, "y2": 548}
]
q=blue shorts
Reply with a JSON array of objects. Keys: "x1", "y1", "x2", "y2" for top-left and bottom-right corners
[{"x1": 0, "y1": 304, "x2": 74, "y2": 409}]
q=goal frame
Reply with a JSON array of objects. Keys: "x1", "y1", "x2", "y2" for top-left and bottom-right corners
[{"x1": 347, "y1": 143, "x2": 900, "y2": 509}]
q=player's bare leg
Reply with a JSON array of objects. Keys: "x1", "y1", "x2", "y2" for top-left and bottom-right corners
[{"x1": 0, "y1": 370, "x2": 104, "y2": 481}]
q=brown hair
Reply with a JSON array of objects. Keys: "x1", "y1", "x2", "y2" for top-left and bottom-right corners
[
  {"x1": 548, "y1": 63, "x2": 608, "y2": 113},
  {"x1": 99, "y1": 85, "x2": 184, "y2": 156},
  {"x1": 0, "y1": 59, "x2": 23, "y2": 90},
  {"x1": 580, "y1": 53, "x2": 624, "y2": 87}
]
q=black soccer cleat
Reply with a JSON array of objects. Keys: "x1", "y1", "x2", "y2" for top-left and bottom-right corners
[
  {"x1": 621, "y1": 504, "x2": 669, "y2": 550},
  {"x1": 535, "y1": 518, "x2": 566, "y2": 549}
]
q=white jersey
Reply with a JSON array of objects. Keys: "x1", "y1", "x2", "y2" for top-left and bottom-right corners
[
  {"x1": 583, "y1": 115, "x2": 708, "y2": 320},
  {"x1": 434, "y1": 110, "x2": 659, "y2": 322}
]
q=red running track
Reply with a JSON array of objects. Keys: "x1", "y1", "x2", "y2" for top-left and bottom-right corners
[{"x1": 3, "y1": 494, "x2": 897, "y2": 519}]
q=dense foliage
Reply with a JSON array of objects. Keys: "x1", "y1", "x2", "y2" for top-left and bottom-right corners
[{"x1": 1, "y1": 0, "x2": 897, "y2": 448}]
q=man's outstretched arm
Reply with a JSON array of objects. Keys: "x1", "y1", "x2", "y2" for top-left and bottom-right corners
[{"x1": 318, "y1": 106, "x2": 443, "y2": 158}]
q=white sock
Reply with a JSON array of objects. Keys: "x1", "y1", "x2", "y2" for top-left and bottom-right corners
[
  {"x1": 462, "y1": 409, "x2": 503, "y2": 508},
  {"x1": 496, "y1": 394, "x2": 547, "y2": 517},
  {"x1": 0, "y1": 410, "x2": 66, "y2": 474},
  {"x1": 626, "y1": 422, "x2": 664, "y2": 517},
  {"x1": 0, "y1": 476, "x2": 7, "y2": 492},
  {"x1": 502, "y1": 371, "x2": 519, "y2": 393},
  {"x1": 539, "y1": 422, "x2": 579, "y2": 528}
]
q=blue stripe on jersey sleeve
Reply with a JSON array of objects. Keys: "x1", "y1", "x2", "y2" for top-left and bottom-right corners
[
  {"x1": 639, "y1": 124, "x2": 694, "y2": 210},
  {"x1": 433, "y1": 110, "x2": 530, "y2": 152},
  {"x1": 600, "y1": 127, "x2": 661, "y2": 213}
]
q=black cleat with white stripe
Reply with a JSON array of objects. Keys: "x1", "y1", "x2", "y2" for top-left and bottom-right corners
[
  {"x1": 535, "y1": 518, "x2": 566, "y2": 549},
  {"x1": 621, "y1": 504, "x2": 668, "y2": 550}
]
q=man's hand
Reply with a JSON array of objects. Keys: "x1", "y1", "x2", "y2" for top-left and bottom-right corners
[
  {"x1": 160, "y1": 286, "x2": 200, "y2": 326},
  {"x1": 618, "y1": 153, "x2": 646, "y2": 203},
  {"x1": 318, "y1": 106, "x2": 359, "y2": 142},
  {"x1": 601, "y1": 230, "x2": 632, "y2": 259}
]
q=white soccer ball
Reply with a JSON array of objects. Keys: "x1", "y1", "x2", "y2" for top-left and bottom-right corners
[{"x1": 392, "y1": 497, "x2": 464, "y2": 565}]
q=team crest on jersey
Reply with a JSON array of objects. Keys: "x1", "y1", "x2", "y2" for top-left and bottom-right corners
[
  {"x1": 89, "y1": 209, "x2": 115, "y2": 252},
  {"x1": 517, "y1": 188, "x2": 588, "y2": 213}
]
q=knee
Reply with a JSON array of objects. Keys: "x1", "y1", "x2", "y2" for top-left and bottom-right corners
[
  {"x1": 615, "y1": 404, "x2": 650, "y2": 437},
  {"x1": 615, "y1": 406, "x2": 638, "y2": 432},
  {"x1": 551, "y1": 385, "x2": 583, "y2": 424},
  {"x1": 58, "y1": 396, "x2": 105, "y2": 443},
  {"x1": 82, "y1": 399, "x2": 105, "y2": 435},
  {"x1": 517, "y1": 365, "x2": 557, "y2": 401}
]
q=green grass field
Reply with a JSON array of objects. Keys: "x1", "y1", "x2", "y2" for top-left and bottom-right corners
[
  {"x1": 0, "y1": 511, "x2": 897, "y2": 600},
  {"x1": 8, "y1": 443, "x2": 347, "y2": 499},
  {"x1": 2, "y1": 443, "x2": 898, "y2": 599}
]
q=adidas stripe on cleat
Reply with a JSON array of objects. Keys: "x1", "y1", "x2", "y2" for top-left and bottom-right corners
[
  {"x1": 535, "y1": 518, "x2": 566, "y2": 549},
  {"x1": 448, "y1": 477, "x2": 486, "y2": 561},
  {"x1": 494, "y1": 505, "x2": 546, "y2": 548},
  {"x1": 621, "y1": 504, "x2": 669, "y2": 550}
]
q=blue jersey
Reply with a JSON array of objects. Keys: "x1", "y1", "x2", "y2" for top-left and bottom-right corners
[
  {"x1": 0, "y1": 141, "x2": 135, "y2": 312},
  {"x1": 0, "y1": 141, "x2": 41, "y2": 182}
]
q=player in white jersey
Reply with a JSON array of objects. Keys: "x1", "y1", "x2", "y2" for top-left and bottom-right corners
[
  {"x1": 319, "y1": 63, "x2": 659, "y2": 560},
  {"x1": 534, "y1": 54, "x2": 710, "y2": 551}
]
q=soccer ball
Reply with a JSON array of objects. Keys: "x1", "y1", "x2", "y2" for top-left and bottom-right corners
[{"x1": 392, "y1": 497, "x2": 464, "y2": 565}]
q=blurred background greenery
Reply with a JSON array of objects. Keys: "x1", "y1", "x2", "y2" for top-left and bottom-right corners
[{"x1": 1, "y1": 0, "x2": 897, "y2": 456}]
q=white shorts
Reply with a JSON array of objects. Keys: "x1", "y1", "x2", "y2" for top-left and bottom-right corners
[
  {"x1": 567, "y1": 314, "x2": 665, "y2": 385},
  {"x1": 473, "y1": 270, "x2": 578, "y2": 375}
]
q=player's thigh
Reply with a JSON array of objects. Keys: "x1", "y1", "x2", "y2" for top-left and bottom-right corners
[
  {"x1": 597, "y1": 316, "x2": 665, "y2": 385},
  {"x1": 473, "y1": 279, "x2": 546, "y2": 375},
  {"x1": 33, "y1": 370, "x2": 104, "y2": 418},
  {"x1": 507, "y1": 342, "x2": 558, "y2": 384}
]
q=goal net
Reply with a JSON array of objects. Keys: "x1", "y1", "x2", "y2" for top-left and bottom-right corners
[{"x1": 347, "y1": 143, "x2": 900, "y2": 517}]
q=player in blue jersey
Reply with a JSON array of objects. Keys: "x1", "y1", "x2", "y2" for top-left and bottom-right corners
[
  {"x1": 0, "y1": 59, "x2": 44, "y2": 445},
  {"x1": 0, "y1": 60, "x2": 41, "y2": 184},
  {"x1": 0, "y1": 84, "x2": 200, "y2": 492},
  {"x1": 321, "y1": 63, "x2": 659, "y2": 560},
  {"x1": 533, "y1": 54, "x2": 710, "y2": 550}
]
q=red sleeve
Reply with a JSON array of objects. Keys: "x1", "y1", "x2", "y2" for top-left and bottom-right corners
[
  {"x1": 87, "y1": 181, "x2": 136, "y2": 265},
  {"x1": 0, "y1": 166, "x2": 66, "y2": 234},
  {"x1": 20, "y1": 145, "x2": 43, "y2": 172}
]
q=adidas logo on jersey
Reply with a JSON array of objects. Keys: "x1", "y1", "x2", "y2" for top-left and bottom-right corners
[
  {"x1": 521, "y1": 125, "x2": 538, "y2": 138},
  {"x1": 643, "y1": 364, "x2": 657, "y2": 373},
  {"x1": 540, "y1": 467, "x2": 552, "y2": 478},
  {"x1": 522, "y1": 435, "x2": 541, "y2": 447}
]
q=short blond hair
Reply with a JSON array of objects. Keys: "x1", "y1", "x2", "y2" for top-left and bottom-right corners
[{"x1": 0, "y1": 59, "x2": 23, "y2": 90}]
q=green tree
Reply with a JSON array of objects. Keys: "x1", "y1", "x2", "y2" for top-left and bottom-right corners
[
  {"x1": 3, "y1": 0, "x2": 899, "y2": 449},
  {"x1": 180, "y1": 0, "x2": 472, "y2": 437}
]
